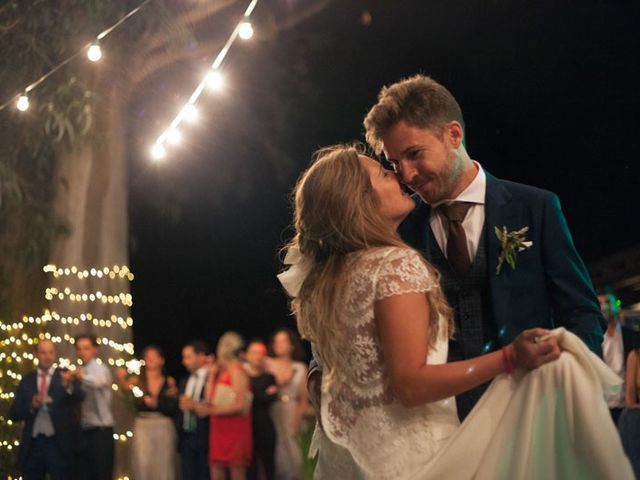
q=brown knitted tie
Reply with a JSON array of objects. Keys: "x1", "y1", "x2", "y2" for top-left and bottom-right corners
[{"x1": 439, "y1": 202, "x2": 474, "y2": 276}]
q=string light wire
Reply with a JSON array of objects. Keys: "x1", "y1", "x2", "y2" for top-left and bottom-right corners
[
  {"x1": 0, "y1": 0, "x2": 154, "y2": 112},
  {"x1": 152, "y1": 0, "x2": 260, "y2": 158}
]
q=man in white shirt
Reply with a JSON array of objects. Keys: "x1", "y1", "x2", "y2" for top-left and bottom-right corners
[
  {"x1": 600, "y1": 293, "x2": 627, "y2": 423},
  {"x1": 73, "y1": 333, "x2": 114, "y2": 480},
  {"x1": 178, "y1": 340, "x2": 211, "y2": 480}
]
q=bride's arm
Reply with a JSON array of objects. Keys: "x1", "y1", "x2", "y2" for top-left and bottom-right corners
[{"x1": 376, "y1": 292, "x2": 560, "y2": 407}]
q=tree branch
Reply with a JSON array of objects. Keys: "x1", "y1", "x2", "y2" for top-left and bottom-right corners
[
  {"x1": 270, "y1": 0, "x2": 334, "y2": 34},
  {"x1": 128, "y1": 0, "x2": 334, "y2": 94},
  {"x1": 141, "y1": 0, "x2": 239, "y2": 58}
]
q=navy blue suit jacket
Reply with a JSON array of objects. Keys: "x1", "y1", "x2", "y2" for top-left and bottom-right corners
[
  {"x1": 399, "y1": 172, "x2": 606, "y2": 355},
  {"x1": 9, "y1": 368, "x2": 85, "y2": 468}
]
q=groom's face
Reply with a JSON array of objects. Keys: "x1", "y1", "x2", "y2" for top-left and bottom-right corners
[{"x1": 382, "y1": 120, "x2": 464, "y2": 205}]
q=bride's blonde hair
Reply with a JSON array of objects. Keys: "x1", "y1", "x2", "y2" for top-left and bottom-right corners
[{"x1": 285, "y1": 144, "x2": 452, "y2": 385}]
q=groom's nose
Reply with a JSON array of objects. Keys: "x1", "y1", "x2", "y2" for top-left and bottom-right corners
[{"x1": 396, "y1": 160, "x2": 417, "y2": 185}]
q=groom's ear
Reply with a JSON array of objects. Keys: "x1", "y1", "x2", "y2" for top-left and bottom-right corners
[{"x1": 445, "y1": 121, "x2": 464, "y2": 148}]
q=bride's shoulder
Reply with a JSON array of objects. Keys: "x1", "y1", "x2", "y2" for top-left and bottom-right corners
[
  {"x1": 354, "y1": 246, "x2": 421, "y2": 263},
  {"x1": 348, "y1": 246, "x2": 422, "y2": 273}
]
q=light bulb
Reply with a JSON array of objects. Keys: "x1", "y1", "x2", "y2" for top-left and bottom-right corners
[
  {"x1": 166, "y1": 128, "x2": 181, "y2": 145},
  {"x1": 238, "y1": 21, "x2": 254, "y2": 40},
  {"x1": 206, "y1": 71, "x2": 224, "y2": 91},
  {"x1": 182, "y1": 104, "x2": 197, "y2": 122},
  {"x1": 151, "y1": 143, "x2": 166, "y2": 160},
  {"x1": 87, "y1": 43, "x2": 102, "y2": 62},
  {"x1": 16, "y1": 95, "x2": 29, "y2": 112}
]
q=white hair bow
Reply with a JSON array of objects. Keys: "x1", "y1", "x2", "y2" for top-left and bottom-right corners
[{"x1": 277, "y1": 245, "x2": 312, "y2": 298}]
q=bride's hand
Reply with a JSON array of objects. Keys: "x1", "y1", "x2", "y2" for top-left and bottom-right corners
[{"x1": 511, "y1": 328, "x2": 561, "y2": 370}]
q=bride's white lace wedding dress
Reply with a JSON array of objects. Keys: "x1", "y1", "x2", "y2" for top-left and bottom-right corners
[{"x1": 305, "y1": 246, "x2": 633, "y2": 480}]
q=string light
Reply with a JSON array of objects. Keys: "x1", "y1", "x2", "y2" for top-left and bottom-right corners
[
  {"x1": 166, "y1": 128, "x2": 182, "y2": 145},
  {"x1": 44, "y1": 287, "x2": 133, "y2": 307},
  {"x1": 206, "y1": 70, "x2": 224, "y2": 91},
  {"x1": 0, "y1": 0, "x2": 154, "y2": 112},
  {"x1": 150, "y1": 0, "x2": 260, "y2": 160},
  {"x1": 151, "y1": 143, "x2": 166, "y2": 161},
  {"x1": 43, "y1": 264, "x2": 134, "y2": 281},
  {"x1": 238, "y1": 21, "x2": 254, "y2": 40},
  {"x1": 181, "y1": 104, "x2": 198, "y2": 123},
  {"x1": 16, "y1": 95, "x2": 29, "y2": 112},
  {"x1": 87, "y1": 43, "x2": 103, "y2": 62}
]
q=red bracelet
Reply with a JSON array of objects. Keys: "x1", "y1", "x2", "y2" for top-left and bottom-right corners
[{"x1": 501, "y1": 346, "x2": 514, "y2": 375}]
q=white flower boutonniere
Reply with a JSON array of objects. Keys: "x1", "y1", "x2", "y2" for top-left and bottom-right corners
[{"x1": 495, "y1": 226, "x2": 533, "y2": 274}]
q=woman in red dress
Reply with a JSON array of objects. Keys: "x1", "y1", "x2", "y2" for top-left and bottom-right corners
[{"x1": 202, "y1": 332, "x2": 252, "y2": 480}]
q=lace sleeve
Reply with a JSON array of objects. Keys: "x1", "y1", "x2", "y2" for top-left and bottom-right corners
[{"x1": 375, "y1": 248, "x2": 437, "y2": 300}]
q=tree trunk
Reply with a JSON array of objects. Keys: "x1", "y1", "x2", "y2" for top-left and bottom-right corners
[{"x1": 48, "y1": 69, "x2": 134, "y2": 478}]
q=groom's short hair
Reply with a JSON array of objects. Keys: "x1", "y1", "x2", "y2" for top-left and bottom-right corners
[{"x1": 364, "y1": 75, "x2": 465, "y2": 154}]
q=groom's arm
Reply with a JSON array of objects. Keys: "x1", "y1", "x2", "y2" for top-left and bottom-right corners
[{"x1": 542, "y1": 192, "x2": 606, "y2": 355}]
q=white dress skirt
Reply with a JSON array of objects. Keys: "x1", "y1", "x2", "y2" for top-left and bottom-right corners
[
  {"x1": 301, "y1": 247, "x2": 634, "y2": 480},
  {"x1": 132, "y1": 412, "x2": 178, "y2": 480}
]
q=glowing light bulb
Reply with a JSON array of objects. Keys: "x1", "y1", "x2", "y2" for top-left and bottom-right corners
[
  {"x1": 182, "y1": 104, "x2": 197, "y2": 122},
  {"x1": 151, "y1": 143, "x2": 166, "y2": 160},
  {"x1": 206, "y1": 71, "x2": 224, "y2": 91},
  {"x1": 166, "y1": 128, "x2": 181, "y2": 145},
  {"x1": 238, "y1": 21, "x2": 254, "y2": 40},
  {"x1": 16, "y1": 95, "x2": 29, "y2": 112},
  {"x1": 87, "y1": 43, "x2": 102, "y2": 62}
]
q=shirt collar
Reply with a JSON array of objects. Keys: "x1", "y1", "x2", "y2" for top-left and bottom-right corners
[
  {"x1": 39, "y1": 365, "x2": 56, "y2": 376},
  {"x1": 195, "y1": 366, "x2": 209, "y2": 378},
  {"x1": 432, "y1": 161, "x2": 486, "y2": 208}
]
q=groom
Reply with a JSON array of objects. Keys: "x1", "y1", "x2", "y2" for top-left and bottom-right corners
[{"x1": 362, "y1": 75, "x2": 606, "y2": 420}]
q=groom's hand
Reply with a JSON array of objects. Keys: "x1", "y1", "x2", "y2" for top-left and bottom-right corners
[{"x1": 512, "y1": 328, "x2": 561, "y2": 369}]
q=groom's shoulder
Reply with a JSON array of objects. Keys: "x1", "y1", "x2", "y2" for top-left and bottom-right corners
[{"x1": 489, "y1": 175, "x2": 557, "y2": 204}]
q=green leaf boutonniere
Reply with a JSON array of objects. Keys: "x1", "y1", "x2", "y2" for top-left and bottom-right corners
[{"x1": 495, "y1": 226, "x2": 533, "y2": 274}]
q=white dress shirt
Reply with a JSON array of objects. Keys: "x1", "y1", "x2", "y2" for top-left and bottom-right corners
[
  {"x1": 32, "y1": 365, "x2": 56, "y2": 437},
  {"x1": 430, "y1": 162, "x2": 486, "y2": 262},
  {"x1": 80, "y1": 358, "x2": 114, "y2": 428},
  {"x1": 183, "y1": 366, "x2": 208, "y2": 429}
]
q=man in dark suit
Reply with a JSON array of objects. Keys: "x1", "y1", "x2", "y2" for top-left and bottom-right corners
[
  {"x1": 363, "y1": 74, "x2": 606, "y2": 420},
  {"x1": 177, "y1": 340, "x2": 211, "y2": 480},
  {"x1": 9, "y1": 338, "x2": 84, "y2": 480}
]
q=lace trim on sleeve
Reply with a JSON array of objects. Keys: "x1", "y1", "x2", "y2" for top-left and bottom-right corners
[{"x1": 374, "y1": 247, "x2": 437, "y2": 300}]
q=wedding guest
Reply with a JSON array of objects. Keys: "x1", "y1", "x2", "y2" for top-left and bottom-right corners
[
  {"x1": 199, "y1": 332, "x2": 252, "y2": 480},
  {"x1": 177, "y1": 340, "x2": 211, "y2": 480},
  {"x1": 73, "y1": 333, "x2": 114, "y2": 480},
  {"x1": 619, "y1": 346, "x2": 640, "y2": 477},
  {"x1": 599, "y1": 293, "x2": 631, "y2": 424},
  {"x1": 266, "y1": 328, "x2": 307, "y2": 480},
  {"x1": 245, "y1": 340, "x2": 278, "y2": 480},
  {"x1": 117, "y1": 345, "x2": 179, "y2": 480},
  {"x1": 9, "y1": 339, "x2": 84, "y2": 480}
]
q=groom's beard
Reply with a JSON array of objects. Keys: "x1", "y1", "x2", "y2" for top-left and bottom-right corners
[{"x1": 412, "y1": 149, "x2": 464, "y2": 205}]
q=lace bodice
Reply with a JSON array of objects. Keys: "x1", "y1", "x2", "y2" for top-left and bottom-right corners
[{"x1": 315, "y1": 246, "x2": 460, "y2": 479}]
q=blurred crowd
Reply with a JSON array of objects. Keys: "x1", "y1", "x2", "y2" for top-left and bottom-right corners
[{"x1": 9, "y1": 328, "x2": 312, "y2": 480}]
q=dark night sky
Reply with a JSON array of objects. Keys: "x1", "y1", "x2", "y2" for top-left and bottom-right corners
[{"x1": 127, "y1": 0, "x2": 640, "y2": 376}]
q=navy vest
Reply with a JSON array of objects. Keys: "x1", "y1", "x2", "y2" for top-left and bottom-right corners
[{"x1": 427, "y1": 226, "x2": 499, "y2": 362}]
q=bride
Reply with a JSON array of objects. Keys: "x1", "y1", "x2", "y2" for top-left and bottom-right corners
[{"x1": 278, "y1": 144, "x2": 633, "y2": 479}]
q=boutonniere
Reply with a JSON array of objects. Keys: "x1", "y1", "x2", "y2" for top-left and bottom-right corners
[{"x1": 495, "y1": 226, "x2": 533, "y2": 274}]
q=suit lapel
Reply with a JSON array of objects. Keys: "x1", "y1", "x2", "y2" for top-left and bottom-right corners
[{"x1": 485, "y1": 173, "x2": 517, "y2": 338}]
